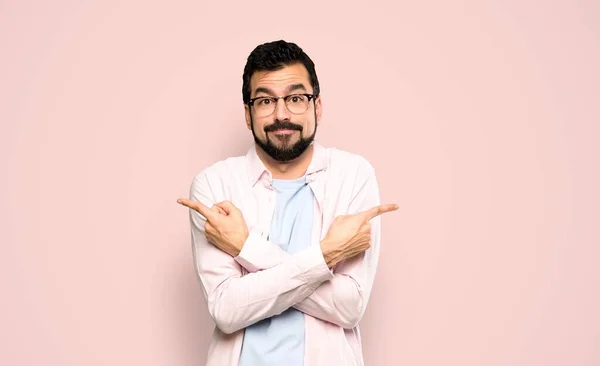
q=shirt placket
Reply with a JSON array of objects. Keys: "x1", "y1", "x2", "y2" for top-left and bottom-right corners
[
  {"x1": 259, "y1": 176, "x2": 276, "y2": 241},
  {"x1": 306, "y1": 172, "x2": 326, "y2": 245}
]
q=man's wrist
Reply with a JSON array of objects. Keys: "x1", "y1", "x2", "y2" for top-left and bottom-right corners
[
  {"x1": 320, "y1": 239, "x2": 343, "y2": 268},
  {"x1": 234, "y1": 232, "x2": 248, "y2": 256}
]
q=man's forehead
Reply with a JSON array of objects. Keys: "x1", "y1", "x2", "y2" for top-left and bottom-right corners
[{"x1": 250, "y1": 64, "x2": 311, "y2": 94}]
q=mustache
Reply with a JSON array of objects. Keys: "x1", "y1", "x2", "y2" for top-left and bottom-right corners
[{"x1": 264, "y1": 121, "x2": 303, "y2": 133}]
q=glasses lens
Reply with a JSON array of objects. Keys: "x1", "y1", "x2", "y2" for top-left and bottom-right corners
[
  {"x1": 285, "y1": 94, "x2": 309, "y2": 114},
  {"x1": 254, "y1": 97, "x2": 276, "y2": 117}
]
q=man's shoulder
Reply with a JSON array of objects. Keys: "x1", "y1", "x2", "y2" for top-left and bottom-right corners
[{"x1": 326, "y1": 145, "x2": 376, "y2": 175}]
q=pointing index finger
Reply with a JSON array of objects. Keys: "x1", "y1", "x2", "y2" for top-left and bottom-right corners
[
  {"x1": 177, "y1": 198, "x2": 216, "y2": 221},
  {"x1": 361, "y1": 203, "x2": 399, "y2": 221}
]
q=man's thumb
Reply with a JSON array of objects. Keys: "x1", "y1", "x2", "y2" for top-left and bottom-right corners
[{"x1": 216, "y1": 200, "x2": 237, "y2": 214}]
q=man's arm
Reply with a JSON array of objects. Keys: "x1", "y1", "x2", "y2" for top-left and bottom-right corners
[
  {"x1": 186, "y1": 172, "x2": 334, "y2": 335},
  {"x1": 235, "y1": 167, "x2": 384, "y2": 329}
]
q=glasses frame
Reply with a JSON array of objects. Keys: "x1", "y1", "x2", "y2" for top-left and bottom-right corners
[{"x1": 247, "y1": 93, "x2": 318, "y2": 116}]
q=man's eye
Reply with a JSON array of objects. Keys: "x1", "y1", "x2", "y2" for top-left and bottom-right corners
[
  {"x1": 290, "y1": 95, "x2": 305, "y2": 103},
  {"x1": 258, "y1": 98, "x2": 271, "y2": 105}
]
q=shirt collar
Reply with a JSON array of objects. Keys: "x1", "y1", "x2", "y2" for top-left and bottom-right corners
[{"x1": 246, "y1": 141, "x2": 328, "y2": 186}]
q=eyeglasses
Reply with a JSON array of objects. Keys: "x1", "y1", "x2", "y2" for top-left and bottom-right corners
[{"x1": 247, "y1": 93, "x2": 317, "y2": 117}]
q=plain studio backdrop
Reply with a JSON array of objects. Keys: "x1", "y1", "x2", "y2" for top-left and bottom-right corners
[{"x1": 1, "y1": 0, "x2": 599, "y2": 365}]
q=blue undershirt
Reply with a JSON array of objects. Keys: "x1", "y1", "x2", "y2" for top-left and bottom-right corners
[{"x1": 238, "y1": 175, "x2": 314, "y2": 366}]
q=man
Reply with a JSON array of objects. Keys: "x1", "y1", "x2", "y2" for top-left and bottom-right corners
[{"x1": 177, "y1": 40, "x2": 398, "y2": 366}]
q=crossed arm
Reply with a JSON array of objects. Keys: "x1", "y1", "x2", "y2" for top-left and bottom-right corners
[
  {"x1": 234, "y1": 230, "x2": 378, "y2": 330},
  {"x1": 180, "y1": 170, "x2": 394, "y2": 334}
]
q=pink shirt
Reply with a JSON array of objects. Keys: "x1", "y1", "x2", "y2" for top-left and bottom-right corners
[{"x1": 188, "y1": 141, "x2": 382, "y2": 366}]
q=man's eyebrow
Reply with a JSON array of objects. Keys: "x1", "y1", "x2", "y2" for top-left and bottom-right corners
[
  {"x1": 287, "y1": 83, "x2": 307, "y2": 93},
  {"x1": 253, "y1": 87, "x2": 275, "y2": 96}
]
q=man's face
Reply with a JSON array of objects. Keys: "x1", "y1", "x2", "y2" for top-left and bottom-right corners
[{"x1": 245, "y1": 62, "x2": 322, "y2": 162}]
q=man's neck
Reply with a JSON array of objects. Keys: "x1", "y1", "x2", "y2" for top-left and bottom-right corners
[{"x1": 255, "y1": 144, "x2": 314, "y2": 180}]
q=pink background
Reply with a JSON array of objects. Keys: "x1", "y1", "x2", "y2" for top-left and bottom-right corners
[{"x1": 1, "y1": 0, "x2": 599, "y2": 365}]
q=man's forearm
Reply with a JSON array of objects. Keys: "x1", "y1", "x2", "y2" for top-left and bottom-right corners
[
  {"x1": 234, "y1": 233, "x2": 366, "y2": 328},
  {"x1": 200, "y1": 240, "x2": 333, "y2": 334}
]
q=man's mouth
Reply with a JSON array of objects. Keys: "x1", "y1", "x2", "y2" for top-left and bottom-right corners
[{"x1": 269, "y1": 129, "x2": 297, "y2": 135}]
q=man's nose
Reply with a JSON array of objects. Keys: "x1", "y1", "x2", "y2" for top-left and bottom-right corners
[{"x1": 274, "y1": 98, "x2": 291, "y2": 121}]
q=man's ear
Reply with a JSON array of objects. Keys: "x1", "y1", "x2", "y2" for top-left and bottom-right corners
[
  {"x1": 315, "y1": 94, "x2": 323, "y2": 125},
  {"x1": 244, "y1": 104, "x2": 252, "y2": 130}
]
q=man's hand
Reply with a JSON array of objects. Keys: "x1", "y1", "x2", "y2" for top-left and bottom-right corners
[
  {"x1": 320, "y1": 204, "x2": 398, "y2": 268},
  {"x1": 177, "y1": 198, "x2": 249, "y2": 257}
]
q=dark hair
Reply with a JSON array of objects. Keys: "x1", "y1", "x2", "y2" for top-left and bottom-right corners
[{"x1": 242, "y1": 40, "x2": 320, "y2": 104}]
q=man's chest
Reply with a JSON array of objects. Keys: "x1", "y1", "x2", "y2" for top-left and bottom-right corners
[{"x1": 209, "y1": 173, "x2": 357, "y2": 240}]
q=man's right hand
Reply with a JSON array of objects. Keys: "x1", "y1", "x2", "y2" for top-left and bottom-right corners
[{"x1": 320, "y1": 204, "x2": 398, "y2": 268}]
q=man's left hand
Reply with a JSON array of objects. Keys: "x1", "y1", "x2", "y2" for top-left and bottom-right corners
[{"x1": 177, "y1": 198, "x2": 248, "y2": 257}]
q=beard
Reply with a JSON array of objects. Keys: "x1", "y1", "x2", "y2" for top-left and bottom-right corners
[{"x1": 251, "y1": 113, "x2": 317, "y2": 162}]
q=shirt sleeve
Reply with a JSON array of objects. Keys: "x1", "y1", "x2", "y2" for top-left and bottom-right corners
[
  {"x1": 234, "y1": 166, "x2": 382, "y2": 329},
  {"x1": 189, "y1": 172, "x2": 334, "y2": 335}
]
